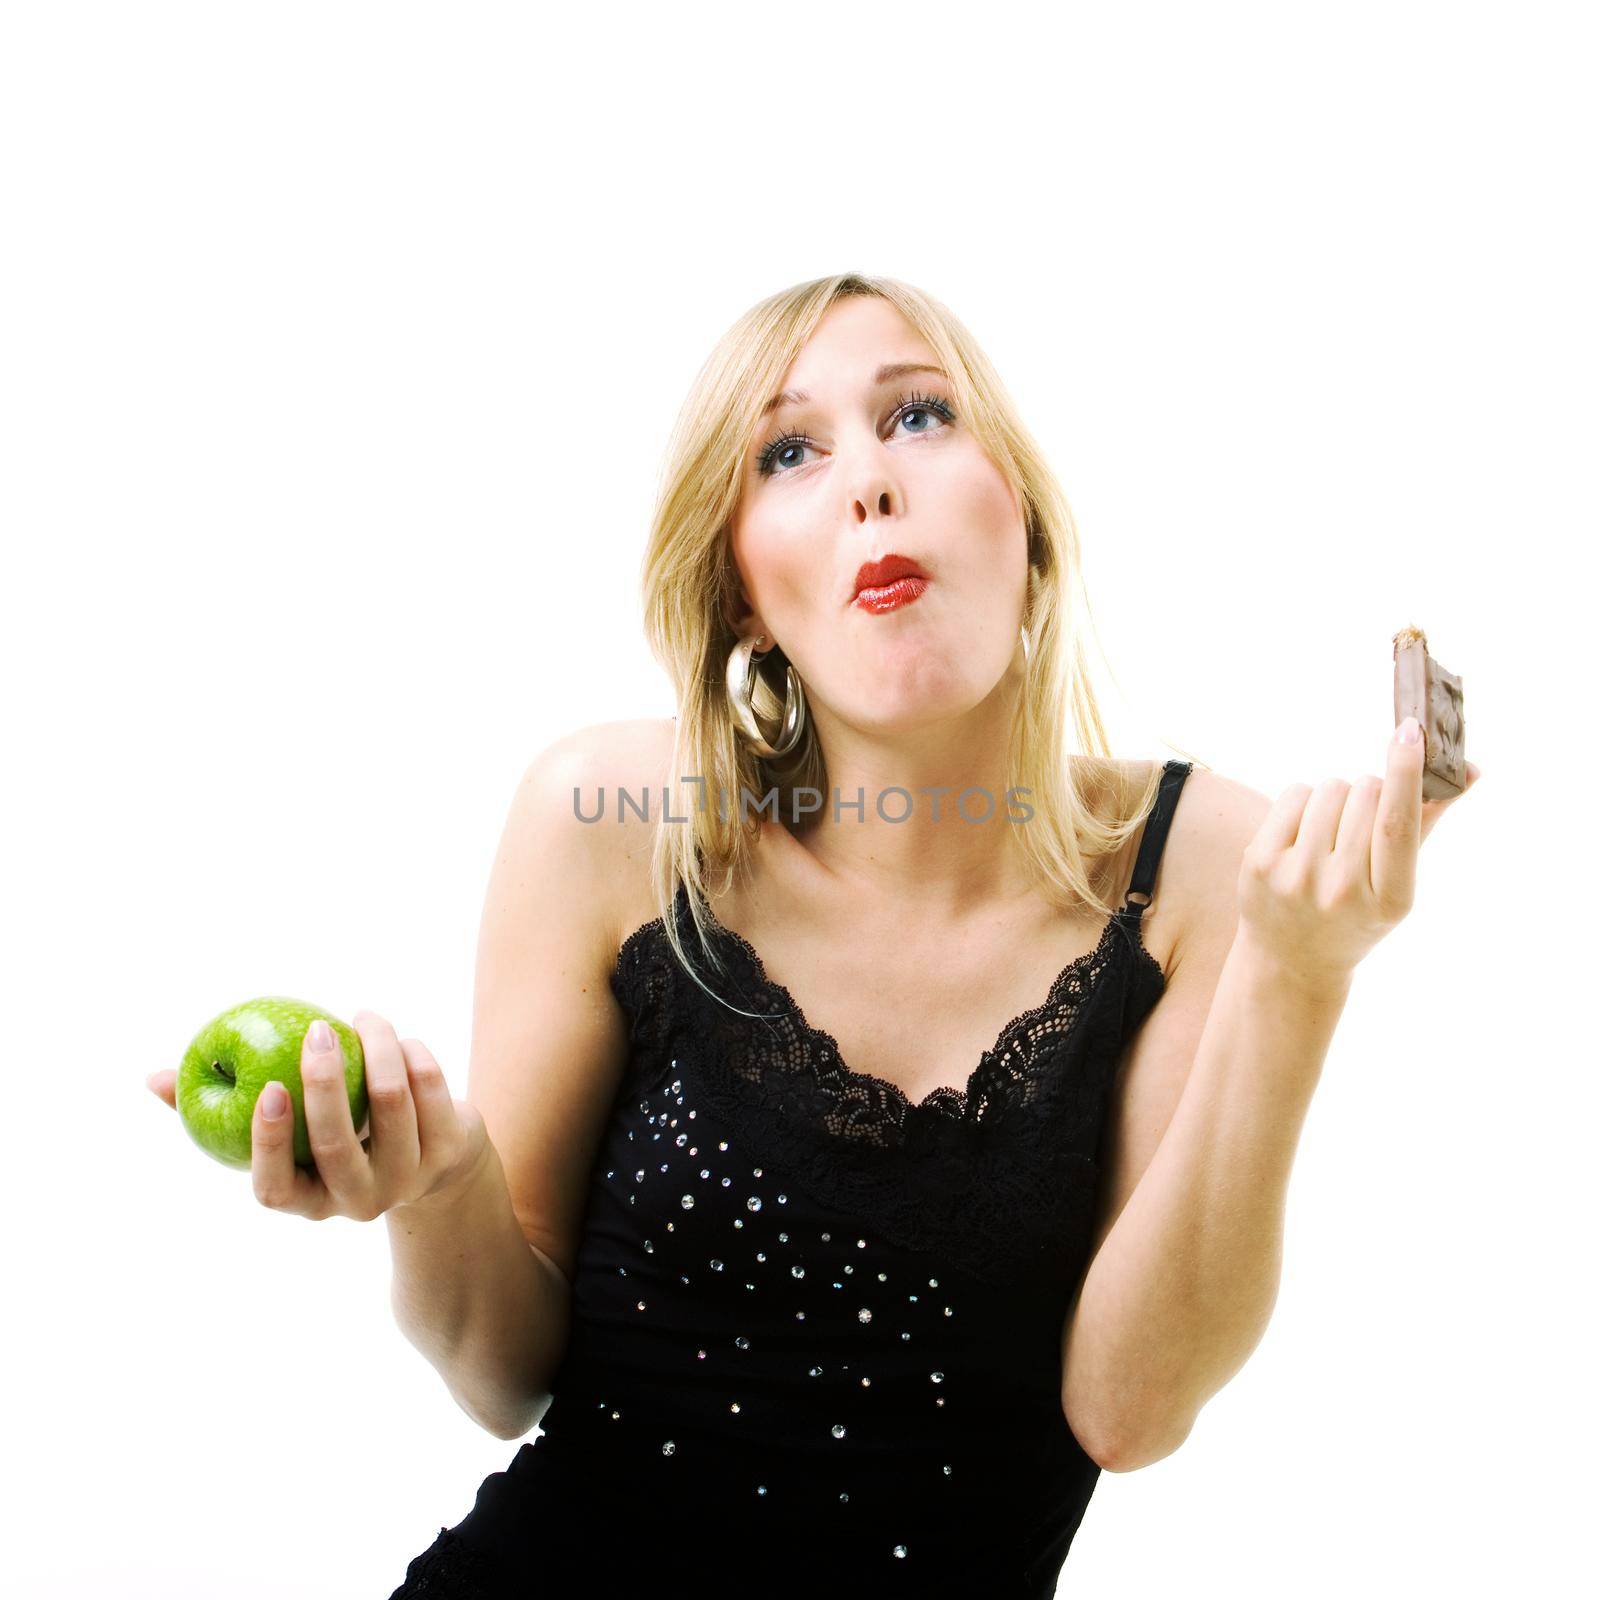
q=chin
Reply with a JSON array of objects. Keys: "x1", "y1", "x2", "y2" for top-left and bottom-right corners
[{"x1": 850, "y1": 680, "x2": 999, "y2": 732}]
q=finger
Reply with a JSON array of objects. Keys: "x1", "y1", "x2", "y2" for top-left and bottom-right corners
[
  {"x1": 252, "y1": 1078, "x2": 331, "y2": 1216},
  {"x1": 1298, "y1": 777, "x2": 1353, "y2": 856},
  {"x1": 302, "y1": 1016, "x2": 368, "y2": 1207},
  {"x1": 398, "y1": 1037, "x2": 455, "y2": 1179},
  {"x1": 1334, "y1": 775, "x2": 1382, "y2": 868},
  {"x1": 1254, "y1": 783, "x2": 1313, "y2": 859},
  {"x1": 146, "y1": 1068, "x2": 177, "y2": 1109},
  {"x1": 1372, "y1": 718, "x2": 1424, "y2": 907},
  {"x1": 361, "y1": 1021, "x2": 422, "y2": 1197}
]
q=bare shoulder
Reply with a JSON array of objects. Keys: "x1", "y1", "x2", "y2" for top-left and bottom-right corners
[
  {"x1": 1075, "y1": 757, "x2": 1270, "y2": 968},
  {"x1": 520, "y1": 715, "x2": 678, "y2": 959},
  {"x1": 1147, "y1": 766, "x2": 1272, "y2": 979}
]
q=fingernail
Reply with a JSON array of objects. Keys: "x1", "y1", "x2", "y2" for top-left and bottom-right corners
[
  {"x1": 261, "y1": 1083, "x2": 288, "y2": 1120},
  {"x1": 1397, "y1": 716, "x2": 1421, "y2": 745},
  {"x1": 307, "y1": 1020, "x2": 334, "y2": 1053}
]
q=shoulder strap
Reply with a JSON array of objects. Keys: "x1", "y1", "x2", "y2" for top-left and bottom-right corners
[{"x1": 1122, "y1": 760, "x2": 1194, "y2": 919}]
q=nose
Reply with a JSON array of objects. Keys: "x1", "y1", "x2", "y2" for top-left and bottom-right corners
[{"x1": 852, "y1": 485, "x2": 895, "y2": 523}]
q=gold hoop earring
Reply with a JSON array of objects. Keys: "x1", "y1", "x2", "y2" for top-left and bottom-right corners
[{"x1": 725, "y1": 633, "x2": 807, "y2": 758}]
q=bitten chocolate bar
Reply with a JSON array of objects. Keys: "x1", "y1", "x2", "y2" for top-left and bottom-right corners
[{"x1": 1392, "y1": 625, "x2": 1466, "y2": 801}]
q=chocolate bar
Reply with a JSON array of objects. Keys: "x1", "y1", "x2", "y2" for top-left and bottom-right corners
[{"x1": 1392, "y1": 625, "x2": 1466, "y2": 800}]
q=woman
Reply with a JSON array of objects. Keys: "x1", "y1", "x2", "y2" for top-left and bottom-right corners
[{"x1": 151, "y1": 272, "x2": 1478, "y2": 1596}]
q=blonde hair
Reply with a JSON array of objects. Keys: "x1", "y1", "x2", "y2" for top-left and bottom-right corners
[{"x1": 633, "y1": 271, "x2": 1205, "y2": 1013}]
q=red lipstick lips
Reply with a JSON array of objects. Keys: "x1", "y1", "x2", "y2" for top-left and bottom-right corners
[{"x1": 851, "y1": 554, "x2": 929, "y2": 614}]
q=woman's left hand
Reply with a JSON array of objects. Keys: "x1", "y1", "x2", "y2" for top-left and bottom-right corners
[{"x1": 1236, "y1": 718, "x2": 1481, "y2": 987}]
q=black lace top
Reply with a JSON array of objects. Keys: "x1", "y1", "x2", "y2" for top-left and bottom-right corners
[{"x1": 387, "y1": 761, "x2": 1195, "y2": 1600}]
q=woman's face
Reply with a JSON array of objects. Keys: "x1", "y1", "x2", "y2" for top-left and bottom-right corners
[{"x1": 729, "y1": 296, "x2": 1029, "y2": 735}]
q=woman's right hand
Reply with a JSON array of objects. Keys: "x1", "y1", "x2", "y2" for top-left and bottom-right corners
[{"x1": 145, "y1": 1009, "x2": 492, "y2": 1221}]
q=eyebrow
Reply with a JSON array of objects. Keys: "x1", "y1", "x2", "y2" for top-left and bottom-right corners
[{"x1": 759, "y1": 362, "x2": 950, "y2": 418}]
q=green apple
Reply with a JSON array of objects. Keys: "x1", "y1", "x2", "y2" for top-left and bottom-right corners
[{"x1": 175, "y1": 997, "x2": 367, "y2": 1171}]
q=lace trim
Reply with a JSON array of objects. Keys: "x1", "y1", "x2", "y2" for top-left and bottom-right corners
[
  {"x1": 703, "y1": 887, "x2": 1157, "y2": 1116},
  {"x1": 613, "y1": 883, "x2": 1164, "y2": 1129}
]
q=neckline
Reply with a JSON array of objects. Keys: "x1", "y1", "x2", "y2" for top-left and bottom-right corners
[{"x1": 614, "y1": 882, "x2": 1166, "y2": 1118}]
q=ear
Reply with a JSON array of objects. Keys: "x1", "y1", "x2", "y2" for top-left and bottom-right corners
[
  {"x1": 721, "y1": 588, "x2": 767, "y2": 647},
  {"x1": 719, "y1": 540, "x2": 757, "y2": 634},
  {"x1": 719, "y1": 580, "x2": 750, "y2": 635}
]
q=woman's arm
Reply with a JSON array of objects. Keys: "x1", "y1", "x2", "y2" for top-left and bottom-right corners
[
  {"x1": 384, "y1": 722, "x2": 657, "y2": 1439},
  {"x1": 1062, "y1": 934, "x2": 1351, "y2": 1471},
  {"x1": 1065, "y1": 728, "x2": 1474, "y2": 1471},
  {"x1": 387, "y1": 1138, "x2": 573, "y2": 1440}
]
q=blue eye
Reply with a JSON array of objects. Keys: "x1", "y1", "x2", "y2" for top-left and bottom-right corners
[{"x1": 754, "y1": 390, "x2": 956, "y2": 478}]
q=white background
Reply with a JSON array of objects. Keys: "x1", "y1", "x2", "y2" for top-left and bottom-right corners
[{"x1": 3, "y1": 3, "x2": 1594, "y2": 1595}]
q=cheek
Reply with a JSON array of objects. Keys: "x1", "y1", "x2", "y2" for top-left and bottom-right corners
[
  {"x1": 932, "y1": 456, "x2": 1027, "y2": 586},
  {"x1": 730, "y1": 507, "x2": 818, "y2": 613},
  {"x1": 961, "y1": 466, "x2": 1025, "y2": 552}
]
